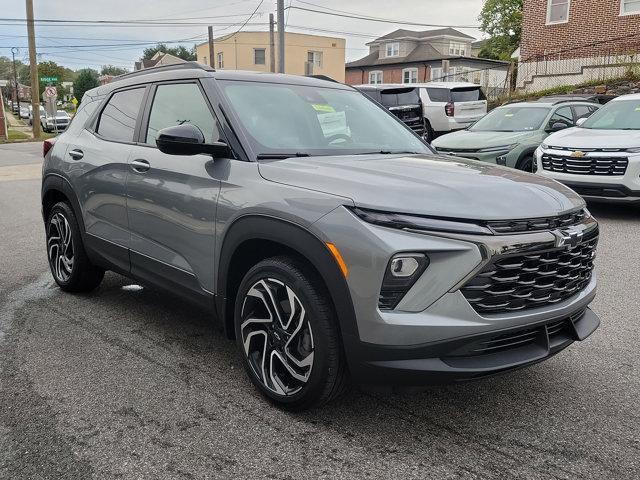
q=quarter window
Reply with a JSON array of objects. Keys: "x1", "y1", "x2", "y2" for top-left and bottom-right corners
[
  {"x1": 621, "y1": 0, "x2": 640, "y2": 14},
  {"x1": 547, "y1": 0, "x2": 570, "y2": 24},
  {"x1": 369, "y1": 71, "x2": 383, "y2": 84},
  {"x1": 385, "y1": 42, "x2": 400, "y2": 57},
  {"x1": 402, "y1": 68, "x2": 418, "y2": 84},
  {"x1": 146, "y1": 83, "x2": 219, "y2": 145},
  {"x1": 97, "y1": 87, "x2": 145, "y2": 143},
  {"x1": 254, "y1": 48, "x2": 266, "y2": 65}
]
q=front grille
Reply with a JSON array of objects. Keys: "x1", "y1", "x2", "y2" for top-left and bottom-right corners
[
  {"x1": 461, "y1": 229, "x2": 598, "y2": 314},
  {"x1": 542, "y1": 153, "x2": 628, "y2": 176},
  {"x1": 485, "y1": 209, "x2": 587, "y2": 234}
]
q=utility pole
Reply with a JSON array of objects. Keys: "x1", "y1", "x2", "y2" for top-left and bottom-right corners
[
  {"x1": 11, "y1": 47, "x2": 19, "y2": 109},
  {"x1": 269, "y1": 14, "x2": 276, "y2": 73},
  {"x1": 208, "y1": 26, "x2": 215, "y2": 68},
  {"x1": 26, "y1": 0, "x2": 41, "y2": 138},
  {"x1": 277, "y1": 0, "x2": 285, "y2": 73}
]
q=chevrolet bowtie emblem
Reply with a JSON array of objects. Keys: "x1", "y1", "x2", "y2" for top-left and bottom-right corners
[
  {"x1": 571, "y1": 151, "x2": 586, "y2": 158},
  {"x1": 554, "y1": 228, "x2": 584, "y2": 249}
]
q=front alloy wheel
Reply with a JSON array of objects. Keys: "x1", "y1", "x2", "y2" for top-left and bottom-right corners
[
  {"x1": 240, "y1": 278, "x2": 314, "y2": 396},
  {"x1": 47, "y1": 212, "x2": 74, "y2": 282},
  {"x1": 235, "y1": 257, "x2": 349, "y2": 410}
]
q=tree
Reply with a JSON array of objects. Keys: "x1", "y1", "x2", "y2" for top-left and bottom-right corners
[
  {"x1": 478, "y1": 0, "x2": 523, "y2": 60},
  {"x1": 73, "y1": 69, "x2": 99, "y2": 104},
  {"x1": 142, "y1": 43, "x2": 196, "y2": 61},
  {"x1": 101, "y1": 65, "x2": 128, "y2": 76}
]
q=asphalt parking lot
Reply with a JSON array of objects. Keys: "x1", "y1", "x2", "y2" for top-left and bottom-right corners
[{"x1": 1, "y1": 142, "x2": 638, "y2": 479}]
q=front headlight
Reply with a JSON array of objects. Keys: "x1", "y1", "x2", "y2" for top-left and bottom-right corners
[
  {"x1": 540, "y1": 143, "x2": 549, "y2": 151},
  {"x1": 477, "y1": 144, "x2": 518, "y2": 154},
  {"x1": 350, "y1": 207, "x2": 493, "y2": 235}
]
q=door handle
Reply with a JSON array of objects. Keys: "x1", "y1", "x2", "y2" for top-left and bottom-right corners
[
  {"x1": 68, "y1": 149, "x2": 84, "y2": 160},
  {"x1": 131, "y1": 159, "x2": 150, "y2": 173}
]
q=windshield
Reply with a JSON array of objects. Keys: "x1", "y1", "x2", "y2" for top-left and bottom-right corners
[
  {"x1": 219, "y1": 81, "x2": 431, "y2": 157},
  {"x1": 470, "y1": 106, "x2": 550, "y2": 132},
  {"x1": 580, "y1": 99, "x2": 640, "y2": 130}
]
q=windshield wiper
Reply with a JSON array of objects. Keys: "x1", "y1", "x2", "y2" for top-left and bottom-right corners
[
  {"x1": 352, "y1": 150, "x2": 422, "y2": 155},
  {"x1": 256, "y1": 152, "x2": 311, "y2": 160}
]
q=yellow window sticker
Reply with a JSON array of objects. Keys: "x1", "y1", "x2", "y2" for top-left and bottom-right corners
[{"x1": 312, "y1": 104, "x2": 336, "y2": 113}]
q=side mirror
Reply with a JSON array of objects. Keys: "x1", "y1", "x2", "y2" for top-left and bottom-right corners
[
  {"x1": 576, "y1": 117, "x2": 587, "y2": 127},
  {"x1": 156, "y1": 124, "x2": 230, "y2": 157},
  {"x1": 547, "y1": 122, "x2": 568, "y2": 133}
]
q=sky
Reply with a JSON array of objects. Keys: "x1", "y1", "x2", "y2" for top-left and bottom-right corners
[{"x1": 0, "y1": 0, "x2": 485, "y2": 72}]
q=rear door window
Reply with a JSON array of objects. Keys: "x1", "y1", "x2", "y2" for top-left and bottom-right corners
[
  {"x1": 145, "y1": 83, "x2": 218, "y2": 144},
  {"x1": 450, "y1": 87, "x2": 486, "y2": 102},
  {"x1": 97, "y1": 87, "x2": 146, "y2": 142}
]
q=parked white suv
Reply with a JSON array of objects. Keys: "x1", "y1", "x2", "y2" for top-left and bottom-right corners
[
  {"x1": 535, "y1": 93, "x2": 640, "y2": 204},
  {"x1": 418, "y1": 82, "x2": 487, "y2": 140}
]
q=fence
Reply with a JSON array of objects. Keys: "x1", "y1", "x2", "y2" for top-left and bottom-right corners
[{"x1": 516, "y1": 33, "x2": 640, "y2": 93}]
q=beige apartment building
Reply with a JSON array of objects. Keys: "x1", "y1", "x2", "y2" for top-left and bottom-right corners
[{"x1": 196, "y1": 31, "x2": 346, "y2": 82}]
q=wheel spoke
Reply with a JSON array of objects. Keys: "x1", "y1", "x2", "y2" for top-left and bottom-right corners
[{"x1": 47, "y1": 212, "x2": 74, "y2": 282}]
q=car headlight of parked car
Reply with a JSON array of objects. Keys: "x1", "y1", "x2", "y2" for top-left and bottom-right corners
[
  {"x1": 477, "y1": 144, "x2": 518, "y2": 154},
  {"x1": 350, "y1": 206, "x2": 493, "y2": 235}
]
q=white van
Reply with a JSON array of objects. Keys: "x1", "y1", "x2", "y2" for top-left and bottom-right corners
[{"x1": 416, "y1": 82, "x2": 487, "y2": 141}]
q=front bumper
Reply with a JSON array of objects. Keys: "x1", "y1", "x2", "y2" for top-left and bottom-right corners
[
  {"x1": 313, "y1": 206, "x2": 599, "y2": 386},
  {"x1": 344, "y1": 307, "x2": 599, "y2": 387}
]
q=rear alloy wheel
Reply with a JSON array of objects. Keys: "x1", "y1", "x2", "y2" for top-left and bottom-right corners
[
  {"x1": 46, "y1": 202, "x2": 104, "y2": 292},
  {"x1": 235, "y1": 257, "x2": 348, "y2": 410},
  {"x1": 48, "y1": 212, "x2": 75, "y2": 283}
]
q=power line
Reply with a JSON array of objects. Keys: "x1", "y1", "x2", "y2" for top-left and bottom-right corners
[{"x1": 285, "y1": 5, "x2": 481, "y2": 29}]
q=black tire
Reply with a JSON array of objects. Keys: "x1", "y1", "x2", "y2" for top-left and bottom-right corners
[
  {"x1": 46, "y1": 201, "x2": 104, "y2": 293},
  {"x1": 516, "y1": 155, "x2": 534, "y2": 172},
  {"x1": 423, "y1": 120, "x2": 435, "y2": 143},
  {"x1": 234, "y1": 256, "x2": 349, "y2": 411}
]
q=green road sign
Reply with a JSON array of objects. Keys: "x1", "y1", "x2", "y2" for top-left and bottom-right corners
[{"x1": 40, "y1": 76, "x2": 58, "y2": 83}]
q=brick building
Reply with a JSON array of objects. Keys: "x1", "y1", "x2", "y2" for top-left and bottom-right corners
[
  {"x1": 344, "y1": 28, "x2": 509, "y2": 98},
  {"x1": 517, "y1": 0, "x2": 640, "y2": 91}
]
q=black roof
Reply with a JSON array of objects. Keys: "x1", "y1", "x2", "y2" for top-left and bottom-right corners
[{"x1": 84, "y1": 62, "x2": 352, "y2": 101}]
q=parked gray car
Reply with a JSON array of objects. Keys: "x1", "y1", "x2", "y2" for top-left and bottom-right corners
[{"x1": 41, "y1": 63, "x2": 600, "y2": 411}]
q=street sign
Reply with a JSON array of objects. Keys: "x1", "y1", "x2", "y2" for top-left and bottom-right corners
[
  {"x1": 45, "y1": 86, "x2": 57, "y2": 98},
  {"x1": 40, "y1": 76, "x2": 58, "y2": 83}
]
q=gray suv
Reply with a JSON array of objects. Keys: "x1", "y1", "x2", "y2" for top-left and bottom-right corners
[{"x1": 42, "y1": 63, "x2": 600, "y2": 411}]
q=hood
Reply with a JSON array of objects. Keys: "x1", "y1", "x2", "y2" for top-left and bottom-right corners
[
  {"x1": 258, "y1": 154, "x2": 584, "y2": 221},
  {"x1": 431, "y1": 130, "x2": 536, "y2": 150},
  {"x1": 546, "y1": 127, "x2": 640, "y2": 149}
]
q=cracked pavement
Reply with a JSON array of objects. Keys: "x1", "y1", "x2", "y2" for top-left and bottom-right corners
[{"x1": 0, "y1": 142, "x2": 638, "y2": 479}]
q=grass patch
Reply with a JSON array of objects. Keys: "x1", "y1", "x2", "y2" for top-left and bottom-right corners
[{"x1": 7, "y1": 129, "x2": 30, "y2": 140}]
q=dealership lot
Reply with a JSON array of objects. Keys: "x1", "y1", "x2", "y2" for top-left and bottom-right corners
[{"x1": 0, "y1": 142, "x2": 638, "y2": 479}]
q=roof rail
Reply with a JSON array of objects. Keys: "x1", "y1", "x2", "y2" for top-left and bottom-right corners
[
  {"x1": 551, "y1": 98, "x2": 598, "y2": 105},
  {"x1": 115, "y1": 61, "x2": 215, "y2": 81}
]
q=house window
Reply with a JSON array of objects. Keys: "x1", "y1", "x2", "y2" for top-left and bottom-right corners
[
  {"x1": 217, "y1": 52, "x2": 224, "y2": 69},
  {"x1": 369, "y1": 71, "x2": 383, "y2": 84},
  {"x1": 385, "y1": 42, "x2": 400, "y2": 57},
  {"x1": 621, "y1": 0, "x2": 640, "y2": 14},
  {"x1": 307, "y1": 51, "x2": 323, "y2": 68},
  {"x1": 254, "y1": 48, "x2": 266, "y2": 65},
  {"x1": 430, "y1": 67, "x2": 443, "y2": 81},
  {"x1": 449, "y1": 42, "x2": 467, "y2": 56},
  {"x1": 547, "y1": 0, "x2": 570, "y2": 24},
  {"x1": 402, "y1": 68, "x2": 418, "y2": 84}
]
